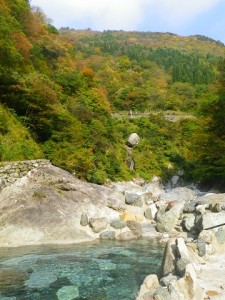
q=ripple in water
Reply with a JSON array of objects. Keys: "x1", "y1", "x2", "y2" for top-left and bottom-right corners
[{"x1": 0, "y1": 238, "x2": 164, "y2": 300}]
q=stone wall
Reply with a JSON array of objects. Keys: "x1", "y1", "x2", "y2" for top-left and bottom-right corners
[{"x1": 0, "y1": 159, "x2": 50, "y2": 189}]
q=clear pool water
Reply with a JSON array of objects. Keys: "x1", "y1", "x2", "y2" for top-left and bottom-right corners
[{"x1": 0, "y1": 238, "x2": 164, "y2": 300}]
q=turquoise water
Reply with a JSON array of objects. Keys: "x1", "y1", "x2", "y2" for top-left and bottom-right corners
[{"x1": 0, "y1": 238, "x2": 164, "y2": 300}]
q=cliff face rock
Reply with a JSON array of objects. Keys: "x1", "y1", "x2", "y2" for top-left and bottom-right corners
[{"x1": 0, "y1": 164, "x2": 122, "y2": 247}]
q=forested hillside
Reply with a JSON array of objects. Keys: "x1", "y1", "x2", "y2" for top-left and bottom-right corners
[{"x1": 1, "y1": 0, "x2": 225, "y2": 186}]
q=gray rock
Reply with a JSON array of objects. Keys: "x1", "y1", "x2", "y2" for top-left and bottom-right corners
[
  {"x1": 202, "y1": 211, "x2": 225, "y2": 230},
  {"x1": 153, "y1": 286, "x2": 171, "y2": 300},
  {"x1": 110, "y1": 219, "x2": 126, "y2": 229},
  {"x1": 183, "y1": 201, "x2": 196, "y2": 213},
  {"x1": 197, "y1": 238, "x2": 206, "y2": 257},
  {"x1": 137, "y1": 274, "x2": 159, "y2": 299},
  {"x1": 99, "y1": 230, "x2": 116, "y2": 240},
  {"x1": 194, "y1": 213, "x2": 203, "y2": 233},
  {"x1": 144, "y1": 204, "x2": 158, "y2": 220},
  {"x1": 160, "y1": 238, "x2": 176, "y2": 277},
  {"x1": 159, "y1": 187, "x2": 196, "y2": 203},
  {"x1": 143, "y1": 292, "x2": 154, "y2": 300},
  {"x1": 176, "y1": 257, "x2": 190, "y2": 276},
  {"x1": 209, "y1": 202, "x2": 222, "y2": 212},
  {"x1": 198, "y1": 230, "x2": 216, "y2": 244},
  {"x1": 89, "y1": 217, "x2": 108, "y2": 233},
  {"x1": 115, "y1": 231, "x2": 136, "y2": 240},
  {"x1": 156, "y1": 203, "x2": 184, "y2": 233},
  {"x1": 125, "y1": 193, "x2": 143, "y2": 207},
  {"x1": 142, "y1": 177, "x2": 164, "y2": 197},
  {"x1": 156, "y1": 211, "x2": 177, "y2": 233},
  {"x1": 126, "y1": 220, "x2": 142, "y2": 237},
  {"x1": 160, "y1": 274, "x2": 178, "y2": 287},
  {"x1": 215, "y1": 227, "x2": 225, "y2": 244},
  {"x1": 195, "y1": 193, "x2": 225, "y2": 207},
  {"x1": 176, "y1": 238, "x2": 190, "y2": 261},
  {"x1": 80, "y1": 213, "x2": 88, "y2": 226},
  {"x1": 127, "y1": 133, "x2": 140, "y2": 147},
  {"x1": 183, "y1": 214, "x2": 195, "y2": 232},
  {"x1": 155, "y1": 205, "x2": 167, "y2": 221}
]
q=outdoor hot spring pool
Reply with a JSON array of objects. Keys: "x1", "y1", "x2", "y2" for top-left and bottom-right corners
[{"x1": 0, "y1": 238, "x2": 164, "y2": 300}]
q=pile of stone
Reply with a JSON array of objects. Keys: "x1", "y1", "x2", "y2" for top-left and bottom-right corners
[
  {"x1": 80, "y1": 213, "x2": 142, "y2": 241},
  {"x1": 136, "y1": 237, "x2": 205, "y2": 300},
  {"x1": 134, "y1": 189, "x2": 225, "y2": 299}
]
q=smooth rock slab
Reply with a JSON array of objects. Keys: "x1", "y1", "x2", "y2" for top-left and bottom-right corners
[{"x1": 56, "y1": 285, "x2": 79, "y2": 300}]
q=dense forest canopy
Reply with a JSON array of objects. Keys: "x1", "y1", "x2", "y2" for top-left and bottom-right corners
[{"x1": 1, "y1": 0, "x2": 225, "y2": 186}]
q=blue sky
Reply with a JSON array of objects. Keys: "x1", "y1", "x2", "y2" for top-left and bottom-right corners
[{"x1": 31, "y1": 0, "x2": 225, "y2": 44}]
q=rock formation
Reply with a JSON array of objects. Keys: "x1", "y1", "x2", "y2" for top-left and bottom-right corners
[{"x1": 2, "y1": 161, "x2": 225, "y2": 298}]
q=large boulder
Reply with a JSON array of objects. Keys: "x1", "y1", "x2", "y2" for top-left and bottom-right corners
[
  {"x1": 136, "y1": 275, "x2": 159, "y2": 300},
  {"x1": 202, "y1": 211, "x2": 225, "y2": 230},
  {"x1": 156, "y1": 202, "x2": 184, "y2": 233},
  {"x1": 0, "y1": 164, "x2": 122, "y2": 247},
  {"x1": 160, "y1": 238, "x2": 177, "y2": 277},
  {"x1": 127, "y1": 133, "x2": 140, "y2": 147},
  {"x1": 141, "y1": 177, "x2": 164, "y2": 198},
  {"x1": 195, "y1": 193, "x2": 225, "y2": 207},
  {"x1": 159, "y1": 187, "x2": 196, "y2": 203}
]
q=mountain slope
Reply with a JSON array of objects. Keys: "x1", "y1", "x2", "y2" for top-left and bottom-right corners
[{"x1": 0, "y1": 0, "x2": 225, "y2": 184}]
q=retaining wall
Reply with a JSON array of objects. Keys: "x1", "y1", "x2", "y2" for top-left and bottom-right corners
[{"x1": 0, "y1": 159, "x2": 50, "y2": 189}]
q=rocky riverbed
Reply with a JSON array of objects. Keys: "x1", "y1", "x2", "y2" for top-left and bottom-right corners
[{"x1": 1, "y1": 162, "x2": 225, "y2": 299}]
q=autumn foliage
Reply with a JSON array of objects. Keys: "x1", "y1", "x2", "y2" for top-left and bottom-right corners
[{"x1": 0, "y1": 0, "x2": 225, "y2": 185}]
